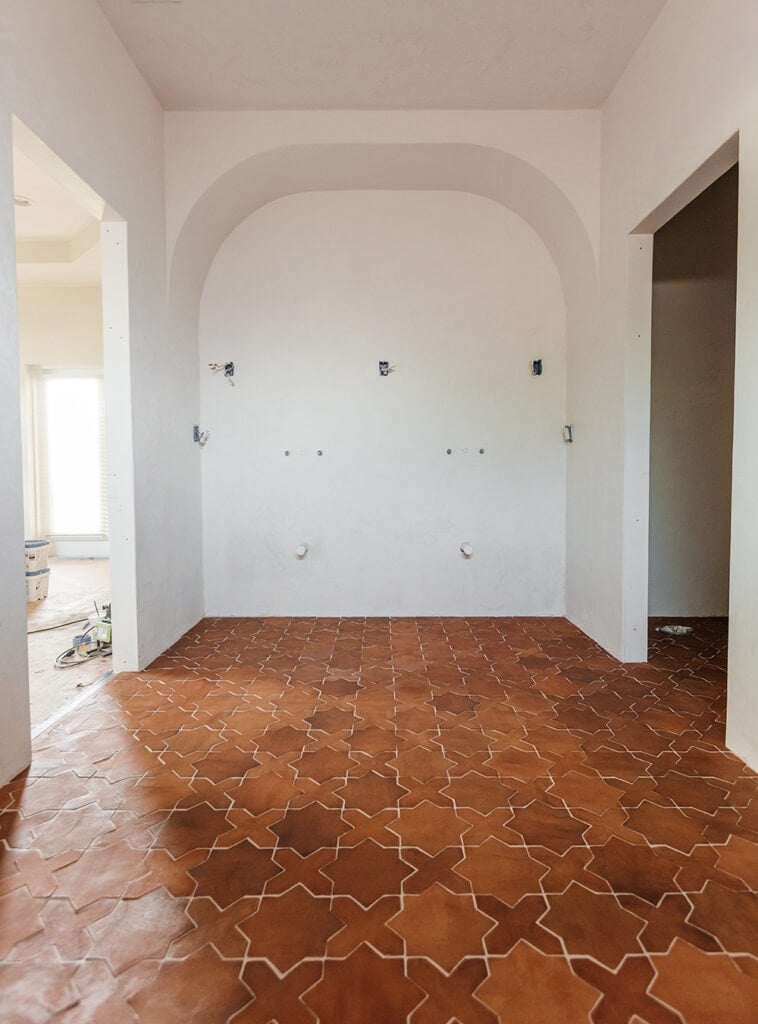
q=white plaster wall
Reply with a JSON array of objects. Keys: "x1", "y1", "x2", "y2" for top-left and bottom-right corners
[
  {"x1": 590, "y1": 0, "x2": 758, "y2": 766},
  {"x1": 0, "y1": 1, "x2": 203, "y2": 785},
  {"x1": 200, "y1": 191, "x2": 567, "y2": 616},
  {"x1": 648, "y1": 169, "x2": 737, "y2": 617}
]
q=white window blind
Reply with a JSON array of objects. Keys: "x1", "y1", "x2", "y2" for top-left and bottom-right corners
[{"x1": 32, "y1": 369, "x2": 109, "y2": 540}]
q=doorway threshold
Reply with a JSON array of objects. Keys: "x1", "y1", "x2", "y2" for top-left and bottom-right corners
[{"x1": 32, "y1": 669, "x2": 114, "y2": 740}]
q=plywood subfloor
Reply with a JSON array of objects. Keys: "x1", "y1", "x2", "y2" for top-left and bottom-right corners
[{"x1": 27, "y1": 558, "x2": 111, "y2": 728}]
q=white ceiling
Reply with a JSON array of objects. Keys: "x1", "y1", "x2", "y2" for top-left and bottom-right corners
[
  {"x1": 13, "y1": 150, "x2": 101, "y2": 287},
  {"x1": 97, "y1": 0, "x2": 667, "y2": 111}
]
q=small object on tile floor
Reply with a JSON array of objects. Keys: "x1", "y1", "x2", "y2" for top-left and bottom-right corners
[{"x1": 658, "y1": 624, "x2": 694, "y2": 636}]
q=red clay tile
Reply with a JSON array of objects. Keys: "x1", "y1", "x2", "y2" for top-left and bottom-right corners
[
  {"x1": 389, "y1": 801, "x2": 471, "y2": 852},
  {"x1": 587, "y1": 836, "x2": 682, "y2": 903},
  {"x1": 475, "y1": 941, "x2": 601, "y2": 1022},
  {"x1": 0, "y1": 962, "x2": 80, "y2": 1019},
  {"x1": 303, "y1": 943, "x2": 424, "y2": 1023},
  {"x1": 388, "y1": 882, "x2": 494, "y2": 970},
  {"x1": 87, "y1": 887, "x2": 191, "y2": 974},
  {"x1": 688, "y1": 881, "x2": 758, "y2": 956},
  {"x1": 328, "y1": 895, "x2": 404, "y2": 956},
  {"x1": 572, "y1": 955, "x2": 681, "y2": 1024},
  {"x1": 128, "y1": 945, "x2": 252, "y2": 1021},
  {"x1": 454, "y1": 837, "x2": 547, "y2": 905},
  {"x1": 269, "y1": 802, "x2": 349, "y2": 854},
  {"x1": 51, "y1": 843, "x2": 151, "y2": 909},
  {"x1": 542, "y1": 882, "x2": 646, "y2": 967},
  {"x1": 241, "y1": 885, "x2": 342, "y2": 970},
  {"x1": 325, "y1": 839, "x2": 413, "y2": 905},
  {"x1": 237, "y1": 960, "x2": 321, "y2": 1023},
  {"x1": 478, "y1": 892, "x2": 562, "y2": 955},
  {"x1": 507, "y1": 799, "x2": 589, "y2": 852},
  {"x1": 337, "y1": 772, "x2": 408, "y2": 814},
  {"x1": 650, "y1": 938, "x2": 758, "y2": 1024},
  {"x1": 408, "y1": 957, "x2": 497, "y2": 1024},
  {"x1": 0, "y1": 614, "x2": 754, "y2": 1024},
  {"x1": 188, "y1": 840, "x2": 282, "y2": 906},
  {"x1": 169, "y1": 895, "x2": 257, "y2": 959}
]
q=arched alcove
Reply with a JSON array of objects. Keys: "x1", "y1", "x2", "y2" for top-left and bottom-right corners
[
  {"x1": 169, "y1": 143, "x2": 597, "y2": 343},
  {"x1": 169, "y1": 142, "x2": 597, "y2": 617}
]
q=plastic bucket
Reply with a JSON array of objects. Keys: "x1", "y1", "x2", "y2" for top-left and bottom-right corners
[
  {"x1": 25, "y1": 539, "x2": 51, "y2": 572},
  {"x1": 26, "y1": 567, "x2": 51, "y2": 602}
]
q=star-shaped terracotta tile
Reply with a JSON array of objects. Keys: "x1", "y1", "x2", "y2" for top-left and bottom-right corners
[
  {"x1": 303, "y1": 943, "x2": 423, "y2": 1023},
  {"x1": 128, "y1": 945, "x2": 251, "y2": 1021},
  {"x1": 87, "y1": 887, "x2": 192, "y2": 974},
  {"x1": 337, "y1": 773, "x2": 408, "y2": 815},
  {"x1": 291, "y1": 745, "x2": 358, "y2": 782},
  {"x1": 388, "y1": 801, "x2": 471, "y2": 853},
  {"x1": 454, "y1": 837, "x2": 547, "y2": 905},
  {"x1": 241, "y1": 885, "x2": 342, "y2": 971},
  {"x1": 475, "y1": 941, "x2": 601, "y2": 1023},
  {"x1": 542, "y1": 882, "x2": 646, "y2": 967},
  {"x1": 650, "y1": 939, "x2": 758, "y2": 1024},
  {"x1": 324, "y1": 840, "x2": 413, "y2": 905},
  {"x1": 188, "y1": 840, "x2": 281, "y2": 906},
  {"x1": 270, "y1": 802, "x2": 350, "y2": 855},
  {"x1": 388, "y1": 883, "x2": 494, "y2": 971}
]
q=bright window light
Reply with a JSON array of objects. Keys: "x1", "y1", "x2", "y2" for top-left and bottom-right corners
[{"x1": 36, "y1": 372, "x2": 108, "y2": 538}]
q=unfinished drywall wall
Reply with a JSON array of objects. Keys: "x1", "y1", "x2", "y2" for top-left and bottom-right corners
[
  {"x1": 649, "y1": 167, "x2": 737, "y2": 617},
  {"x1": 200, "y1": 190, "x2": 567, "y2": 615},
  {"x1": 0, "y1": 1, "x2": 204, "y2": 786},
  {"x1": 592, "y1": 0, "x2": 758, "y2": 766}
]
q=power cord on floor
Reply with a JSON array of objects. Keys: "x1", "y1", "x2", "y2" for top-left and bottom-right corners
[
  {"x1": 27, "y1": 617, "x2": 88, "y2": 636},
  {"x1": 53, "y1": 601, "x2": 113, "y2": 672},
  {"x1": 54, "y1": 623, "x2": 112, "y2": 671}
]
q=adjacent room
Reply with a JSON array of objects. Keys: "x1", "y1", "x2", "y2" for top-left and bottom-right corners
[
  {"x1": 0, "y1": 3, "x2": 756, "y2": 1023},
  {"x1": 14, "y1": 147, "x2": 112, "y2": 728}
]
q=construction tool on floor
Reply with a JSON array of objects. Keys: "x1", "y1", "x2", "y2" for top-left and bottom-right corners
[{"x1": 54, "y1": 602, "x2": 112, "y2": 671}]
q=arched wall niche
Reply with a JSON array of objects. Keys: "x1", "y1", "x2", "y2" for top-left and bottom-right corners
[
  {"x1": 168, "y1": 142, "x2": 597, "y2": 344},
  {"x1": 169, "y1": 141, "x2": 598, "y2": 620}
]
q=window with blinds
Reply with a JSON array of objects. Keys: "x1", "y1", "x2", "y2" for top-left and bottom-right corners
[{"x1": 31, "y1": 369, "x2": 109, "y2": 540}]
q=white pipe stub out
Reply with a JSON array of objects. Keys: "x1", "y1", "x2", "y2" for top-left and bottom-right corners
[
  {"x1": 460, "y1": 542, "x2": 473, "y2": 558},
  {"x1": 296, "y1": 543, "x2": 309, "y2": 559}
]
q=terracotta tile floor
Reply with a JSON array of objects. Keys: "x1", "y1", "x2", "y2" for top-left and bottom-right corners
[{"x1": 1, "y1": 615, "x2": 757, "y2": 1022}]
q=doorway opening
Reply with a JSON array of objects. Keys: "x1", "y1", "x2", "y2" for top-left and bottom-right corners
[
  {"x1": 648, "y1": 165, "x2": 738, "y2": 660},
  {"x1": 13, "y1": 134, "x2": 118, "y2": 730}
]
